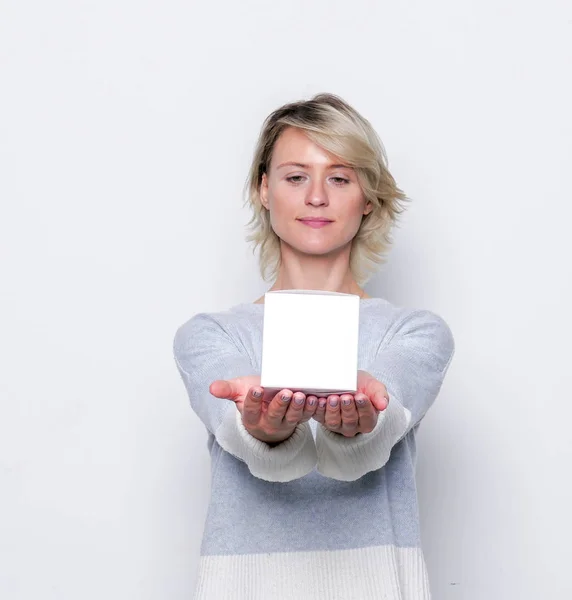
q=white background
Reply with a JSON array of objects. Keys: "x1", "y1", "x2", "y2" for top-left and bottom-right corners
[{"x1": 1, "y1": 1, "x2": 571, "y2": 598}]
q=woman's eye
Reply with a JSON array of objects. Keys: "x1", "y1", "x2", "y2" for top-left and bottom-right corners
[
  {"x1": 286, "y1": 175, "x2": 305, "y2": 184},
  {"x1": 331, "y1": 177, "x2": 350, "y2": 185}
]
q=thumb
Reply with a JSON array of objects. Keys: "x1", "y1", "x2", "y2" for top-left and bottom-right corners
[
  {"x1": 209, "y1": 379, "x2": 239, "y2": 400},
  {"x1": 371, "y1": 384, "x2": 389, "y2": 411},
  {"x1": 358, "y1": 370, "x2": 389, "y2": 411}
]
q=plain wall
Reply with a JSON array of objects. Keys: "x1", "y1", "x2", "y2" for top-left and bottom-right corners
[{"x1": 1, "y1": 1, "x2": 571, "y2": 598}]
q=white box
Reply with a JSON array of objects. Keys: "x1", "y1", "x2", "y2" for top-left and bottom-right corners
[{"x1": 260, "y1": 289, "x2": 360, "y2": 396}]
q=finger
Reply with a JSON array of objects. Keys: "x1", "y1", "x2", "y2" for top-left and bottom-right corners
[
  {"x1": 209, "y1": 379, "x2": 239, "y2": 400},
  {"x1": 313, "y1": 396, "x2": 327, "y2": 424},
  {"x1": 324, "y1": 395, "x2": 341, "y2": 430},
  {"x1": 300, "y1": 395, "x2": 318, "y2": 423},
  {"x1": 369, "y1": 381, "x2": 390, "y2": 411},
  {"x1": 266, "y1": 389, "x2": 292, "y2": 426},
  {"x1": 284, "y1": 392, "x2": 306, "y2": 426},
  {"x1": 242, "y1": 386, "x2": 264, "y2": 427},
  {"x1": 355, "y1": 394, "x2": 378, "y2": 433},
  {"x1": 340, "y1": 394, "x2": 359, "y2": 436},
  {"x1": 259, "y1": 388, "x2": 277, "y2": 411}
]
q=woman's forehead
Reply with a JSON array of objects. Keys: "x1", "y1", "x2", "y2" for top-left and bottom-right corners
[{"x1": 270, "y1": 128, "x2": 349, "y2": 169}]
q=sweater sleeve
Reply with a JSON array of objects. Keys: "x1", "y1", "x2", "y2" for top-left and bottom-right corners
[
  {"x1": 173, "y1": 312, "x2": 317, "y2": 482},
  {"x1": 315, "y1": 309, "x2": 455, "y2": 481}
]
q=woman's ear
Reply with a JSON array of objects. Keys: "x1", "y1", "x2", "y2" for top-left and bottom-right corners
[
  {"x1": 260, "y1": 173, "x2": 269, "y2": 210},
  {"x1": 363, "y1": 199, "x2": 373, "y2": 216}
]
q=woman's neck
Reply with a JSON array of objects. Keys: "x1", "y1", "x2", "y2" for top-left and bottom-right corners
[
  {"x1": 254, "y1": 279, "x2": 369, "y2": 304},
  {"x1": 253, "y1": 244, "x2": 370, "y2": 304}
]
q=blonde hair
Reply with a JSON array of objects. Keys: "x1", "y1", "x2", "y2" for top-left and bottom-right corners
[{"x1": 243, "y1": 93, "x2": 409, "y2": 286}]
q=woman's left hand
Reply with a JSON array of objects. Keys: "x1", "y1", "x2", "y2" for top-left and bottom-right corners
[{"x1": 312, "y1": 370, "x2": 390, "y2": 437}]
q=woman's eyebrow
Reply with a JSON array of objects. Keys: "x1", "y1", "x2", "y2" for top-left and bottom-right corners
[{"x1": 276, "y1": 161, "x2": 353, "y2": 170}]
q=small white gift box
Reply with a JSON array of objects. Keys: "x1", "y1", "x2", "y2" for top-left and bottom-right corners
[{"x1": 260, "y1": 290, "x2": 360, "y2": 396}]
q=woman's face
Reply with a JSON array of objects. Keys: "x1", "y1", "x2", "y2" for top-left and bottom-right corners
[{"x1": 260, "y1": 127, "x2": 372, "y2": 257}]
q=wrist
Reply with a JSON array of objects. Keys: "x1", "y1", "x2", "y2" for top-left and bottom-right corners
[
  {"x1": 245, "y1": 425, "x2": 296, "y2": 446},
  {"x1": 316, "y1": 421, "x2": 363, "y2": 438}
]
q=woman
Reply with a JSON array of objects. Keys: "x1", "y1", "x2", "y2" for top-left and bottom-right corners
[{"x1": 173, "y1": 93, "x2": 455, "y2": 599}]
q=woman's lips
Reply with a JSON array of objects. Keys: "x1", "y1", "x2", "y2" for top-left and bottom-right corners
[{"x1": 298, "y1": 219, "x2": 333, "y2": 229}]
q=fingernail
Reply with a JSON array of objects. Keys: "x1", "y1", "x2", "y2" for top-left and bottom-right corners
[
  {"x1": 294, "y1": 394, "x2": 304, "y2": 405},
  {"x1": 282, "y1": 393, "x2": 291, "y2": 403},
  {"x1": 308, "y1": 397, "x2": 316, "y2": 406},
  {"x1": 252, "y1": 390, "x2": 262, "y2": 398},
  {"x1": 319, "y1": 398, "x2": 327, "y2": 408},
  {"x1": 329, "y1": 397, "x2": 339, "y2": 407},
  {"x1": 356, "y1": 397, "x2": 365, "y2": 405},
  {"x1": 342, "y1": 397, "x2": 351, "y2": 406}
]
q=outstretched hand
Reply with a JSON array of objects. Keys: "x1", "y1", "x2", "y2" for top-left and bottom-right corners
[
  {"x1": 209, "y1": 370, "x2": 388, "y2": 442},
  {"x1": 209, "y1": 375, "x2": 319, "y2": 445},
  {"x1": 312, "y1": 370, "x2": 389, "y2": 437}
]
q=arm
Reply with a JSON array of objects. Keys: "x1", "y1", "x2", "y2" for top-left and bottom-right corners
[
  {"x1": 173, "y1": 312, "x2": 317, "y2": 482},
  {"x1": 315, "y1": 309, "x2": 455, "y2": 481}
]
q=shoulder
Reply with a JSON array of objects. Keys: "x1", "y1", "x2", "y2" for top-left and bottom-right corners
[
  {"x1": 173, "y1": 304, "x2": 260, "y2": 356},
  {"x1": 173, "y1": 312, "x2": 217, "y2": 350},
  {"x1": 366, "y1": 298, "x2": 455, "y2": 356}
]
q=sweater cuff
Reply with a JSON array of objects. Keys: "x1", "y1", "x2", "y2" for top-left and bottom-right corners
[
  {"x1": 215, "y1": 405, "x2": 318, "y2": 482},
  {"x1": 315, "y1": 396, "x2": 412, "y2": 481}
]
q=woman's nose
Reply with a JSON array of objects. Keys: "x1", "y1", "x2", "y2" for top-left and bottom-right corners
[{"x1": 305, "y1": 179, "x2": 329, "y2": 206}]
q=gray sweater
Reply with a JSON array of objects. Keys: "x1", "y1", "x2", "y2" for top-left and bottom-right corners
[{"x1": 173, "y1": 297, "x2": 455, "y2": 599}]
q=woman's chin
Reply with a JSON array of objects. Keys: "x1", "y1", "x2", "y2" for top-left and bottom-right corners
[
  {"x1": 278, "y1": 232, "x2": 352, "y2": 256},
  {"x1": 292, "y1": 242, "x2": 347, "y2": 257}
]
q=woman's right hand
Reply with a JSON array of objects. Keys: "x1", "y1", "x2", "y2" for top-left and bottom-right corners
[{"x1": 209, "y1": 375, "x2": 319, "y2": 445}]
